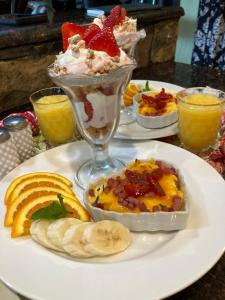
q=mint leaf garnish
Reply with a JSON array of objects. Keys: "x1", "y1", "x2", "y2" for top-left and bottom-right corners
[
  {"x1": 31, "y1": 194, "x2": 71, "y2": 220},
  {"x1": 142, "y1": 81, "x2": 151, "y2": 92}
]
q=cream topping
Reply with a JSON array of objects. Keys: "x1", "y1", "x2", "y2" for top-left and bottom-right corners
[
  {"x1": 76, "y1": 91, "x2": 116, "y2": 128},
  {"x1": 53, "y1": 34, "x2": 132, "y2": 76}
]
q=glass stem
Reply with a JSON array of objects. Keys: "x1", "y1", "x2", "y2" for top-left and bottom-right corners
[{"x1": 91, "y1": 144, "x2": 111, "y2": 170}]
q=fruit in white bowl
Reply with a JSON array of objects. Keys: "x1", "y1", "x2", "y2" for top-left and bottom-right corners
[{"x1": 134, "y1": 89, "x2": 178, "y2": 129}]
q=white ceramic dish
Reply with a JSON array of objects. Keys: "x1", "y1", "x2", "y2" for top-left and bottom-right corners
[
  {"x1": 136, "y1": 110, "x2": 178, "y2": 129},
  {"x1": 115, "y1": 80, "x2": 183, "y2": 140},
  {"x1": 0, "y1": 140, "x2": 225, "y2": 300},
  {"x1": 134, "y1": 90, "x2": 178, "y2": 129},
  {"x1": 84, "y1": 163, "x2": 189, "y2": 232}
]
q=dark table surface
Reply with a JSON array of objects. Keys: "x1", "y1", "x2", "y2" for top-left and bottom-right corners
[
  {"x1": 2, "y1": 61, "x2": 225, "y2": 300},
  {"x1": 133, "y1": 61, "x2": 225, "y2": 91}
]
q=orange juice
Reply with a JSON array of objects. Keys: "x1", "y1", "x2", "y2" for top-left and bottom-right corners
[
  {"x1": 178, "y1": 93, "x2": 223, "y2": 151},
  {"x1": 33, "y1": 95, "x2": 76, "y2": 145}
]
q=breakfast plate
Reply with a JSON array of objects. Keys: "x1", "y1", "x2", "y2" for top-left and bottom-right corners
[
  {"x1": 115, "y1": 80, "x2": 183, "y2": 140},
  {"x1": 0, "y1": 140, "x2": 225, "y2": 300}
]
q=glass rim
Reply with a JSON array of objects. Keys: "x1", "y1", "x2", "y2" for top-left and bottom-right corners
[
  {"x1": 30, "y1": 87, "x2": 68, "y2": 105},
  {"x1": 47, "y1": 59, "x2": 137, "y2": 81},
  {"x1": 177, "y1": 87, "x2": 225, "y2": 107}
]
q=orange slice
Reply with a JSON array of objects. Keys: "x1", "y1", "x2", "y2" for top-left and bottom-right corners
[
  {"x1": 5, "y1": 172, "x2": 73, "y2": 205},
  {"x1": 5, "y1": 186, "x2": 79, "y2": 227},
  {"x1": 125, "y1": 83, "x2": 139, "y2": 97},
  {"x1": 123, "y1": 94, "x2": 133, "y2": 107},
  {"x1": 11, "y1": 195, "x2": 91, "y2": 238},
  {"x1": 5, "y1": 176, "x2": 74, "y2": 206}
]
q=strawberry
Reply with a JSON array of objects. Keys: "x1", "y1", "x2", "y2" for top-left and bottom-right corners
[
  {"x1": 104, "y1": 5, "x2": 126, "y2": 28},
  {"x1": 110, "y1": 5, "x2": 121, "y2": 16},
  {"x1": 103, "y1": 13, "x2": 119, "y2": 29},
  {"x1": 87, "y1": 27, "x2": 120, "y2": 57},
  {"x1": 83, "y1": 24, "x2": 101, "y2": 45},
  {"x1": 61, "y1": 22, "x2": 85, "y2": 52},
  {"x1": 83, "y1": 98, "x2": 93, "y2": 122},
  {"x1": 120, "y1": 7, "x2": 126, "y2": 23}
]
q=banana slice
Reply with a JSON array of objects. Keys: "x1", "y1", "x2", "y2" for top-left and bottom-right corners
[
  {"x1": 47, "y1": 218, "x2": 82, "y2": 250},
  {"x1": 63, "y1": 222, "x2": 94, "y2": 258},
  {"x1": 82, "y1": 220, "x2": 132, "y2": 256},
  {"x1": 30, "y1": 220, "x2": 62, "y2": 252}
]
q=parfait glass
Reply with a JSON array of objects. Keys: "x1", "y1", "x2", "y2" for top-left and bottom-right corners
[
  {"x1": 48, "y1": 62, "x2": 136, "y2": 189},
  {"x1": 119, "y1": 29, "x2": 146, "y2": 125}
]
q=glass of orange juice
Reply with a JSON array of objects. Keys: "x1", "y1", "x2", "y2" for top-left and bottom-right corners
[
  {"x1": 177, "y1": 87, "x2": 225, "y2": 152},
  {"x1": 30, "y1": 87, "x2": 77, "y2": 146}
]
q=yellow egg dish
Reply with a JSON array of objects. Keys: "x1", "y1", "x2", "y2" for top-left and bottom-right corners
[{"x1": 87, "y1": 159, "x2": 184, "y2": 213}]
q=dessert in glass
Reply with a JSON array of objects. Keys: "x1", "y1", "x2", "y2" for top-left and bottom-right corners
[
  {"x1": 93, "y1": 6, "x2": 146, "y2": 125},
  {"x1": 48, "y1": 26, "x2": 136, "y2": 189},
  {"x1": 30, "y1": 87, "x2": 76, "y2": 146},
  {"x1": 177, "y1": 87, "x2": 225, "y2": 152}
]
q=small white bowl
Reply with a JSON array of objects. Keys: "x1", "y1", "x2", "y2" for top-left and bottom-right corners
[
  {"x1": 133, "y1": 91, "x2": 149, "y2": 104},
  {"x1": 136, "y1": 110, "x2": 178, "y2": 129},
  {"x1": 133, "y1": 92, "x2": 178, "y2": 129},
  {"x1": 84, "y1": 165, "x2": 189, "y2": 232}
]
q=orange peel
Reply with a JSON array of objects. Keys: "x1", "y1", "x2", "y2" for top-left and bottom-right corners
[
  {"x1": 123, "y1": 83, "x2": 139, "y2": 106},
  {"x1": 5, "y1": 175, "x2": 74, "y2": 206},
  {"x1": 4, "y1": 186, "x2": 79, "y2": 227},
  {"x1": 11, "y1": 195, "x2": 91, "y2": 238},
  {"x1": 5, "y1": 172, "x2": 73, "y2": 205},
  {"x1": 125, "y1": 83, "x2": 139, "y2": 97}
]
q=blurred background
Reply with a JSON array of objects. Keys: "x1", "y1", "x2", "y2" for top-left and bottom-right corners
[{"x1": 0, "y1": 0, "x2": 181, "y2": 14}]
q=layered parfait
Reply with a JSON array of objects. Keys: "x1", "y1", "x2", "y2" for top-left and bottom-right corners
[{"x1": 49, "y1": 14, "x2": 135, "y2": 144}]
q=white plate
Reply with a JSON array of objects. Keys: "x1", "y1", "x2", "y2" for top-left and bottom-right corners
[
  {"x1": 0, "y1": 140, "x2": 225, "y2": 300},
  {"x1": 115, "y1": 80, "x2": 183, "y2": 140}
]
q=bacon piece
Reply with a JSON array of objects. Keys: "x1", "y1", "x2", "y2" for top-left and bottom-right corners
[
  {"x1": 88, "y1": 189, "x2": 95, "y2": 197},
  {"x1": 139, "y1": 202, "x2": 148, "y2": 212},
  {"x1": 172, "y1": 196, "x2": 182, "y2": 211},
  {"x1": 152, "y1": 205, "x2": 159, "y2": 212}
]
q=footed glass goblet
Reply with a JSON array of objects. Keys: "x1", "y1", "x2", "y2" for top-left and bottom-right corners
[{"x1": 48, "y1": 62, "x2": 136, "y2": 189}]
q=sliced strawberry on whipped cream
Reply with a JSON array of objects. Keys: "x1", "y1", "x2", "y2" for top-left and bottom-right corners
[
  {"x1": 103, "y1": 5, "x2": 126, "y2": 28},
  {"x1": 83, "y1": 24, "x2": 101, "y2": 45},
  {"x1": 88, "y1": 27, "x2": 120, "y2": 57},
  {"x1": 62, "y1": 22, "x2": 86, "y2": 52}
]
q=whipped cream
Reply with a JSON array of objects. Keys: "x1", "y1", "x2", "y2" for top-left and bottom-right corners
[
  {"x1": 53, "y1": 34, "x2": 132, "y2": 76},
  {"x1": 76, "y1": 91, "x2": 116, "y2": 128}
]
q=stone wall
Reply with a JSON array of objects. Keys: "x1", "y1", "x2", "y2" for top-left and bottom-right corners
[{"x1": 0, "y1": 55, "x2": 55, "y2": 112}]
